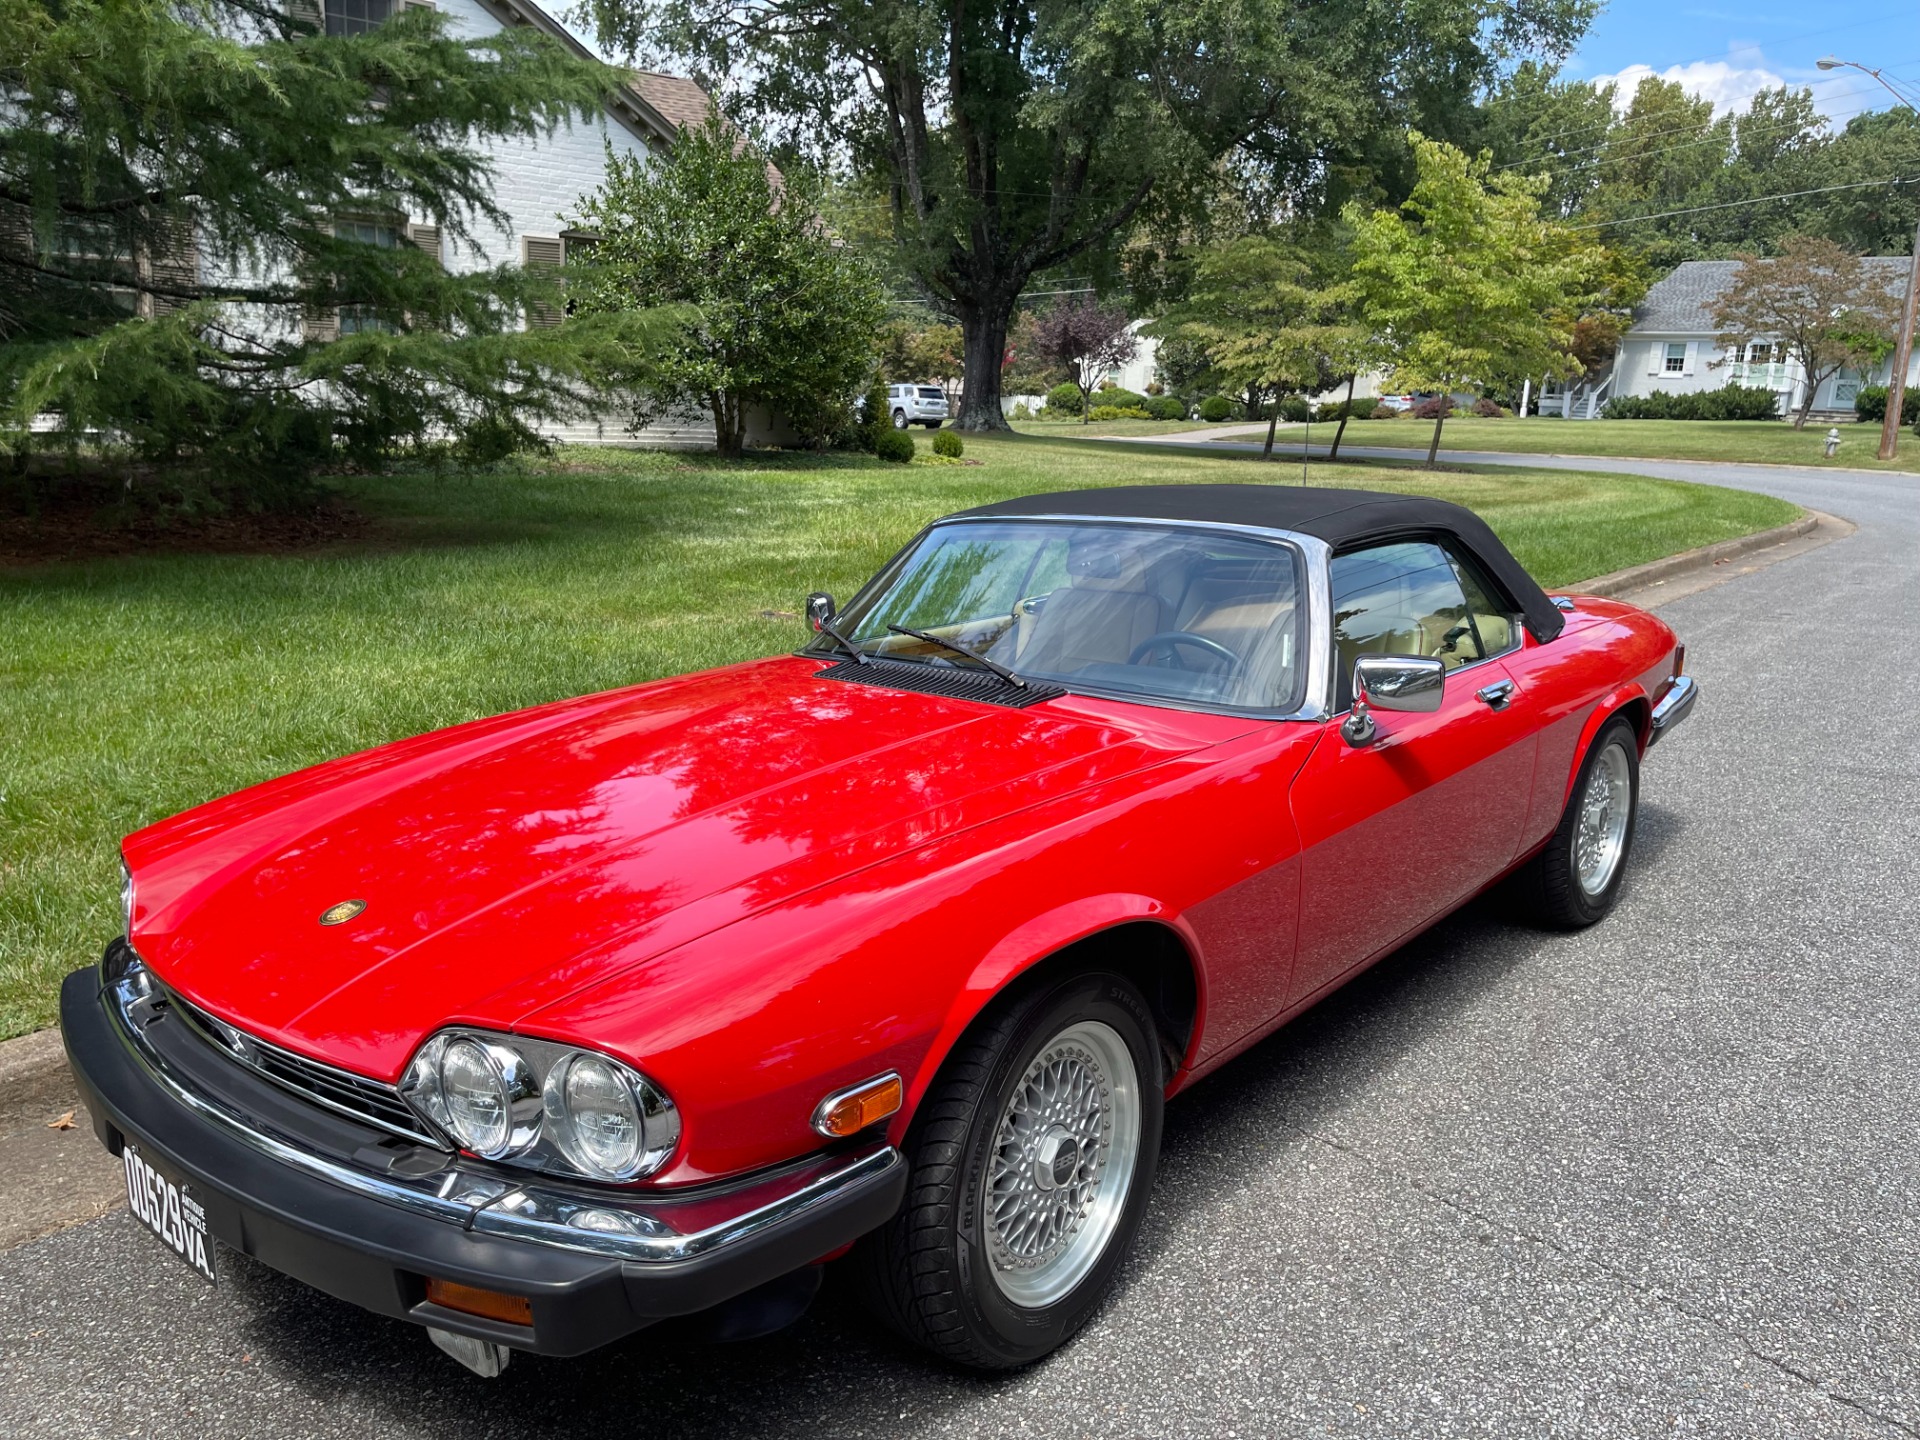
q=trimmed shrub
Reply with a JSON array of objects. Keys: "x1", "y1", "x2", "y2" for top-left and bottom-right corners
[
  {"x1": 1146, "y1": 381, "x2": 1165, "y2": 396},
  {"x1": 1410, "y1": 395, "x2": 1451, "y2": 420},
  {"x1": 932, "y1": 428, "x2": 964, "y2": 458},
  {"x1": 1088, "y1": 405, "x2": 1152, "y2": 420},
  {"x1": 1317, "y1": 396, "x2": 1381, "y2": 422},
  {"x1": 1046, "y1": 382, "x2": 1084, "y2": 415},
  {"x1": 1603, "y1": 384, "x2": 1782, "y2": 421},
  {"x1": 1280, "y1": 395, "x2": 1311, "y2": 423},
  {"x1": 1853, "y1": 385, "x2": 1920, "y2": 425},
  {"x1": 1145, "y1": 395, "x2": 1186, "y2": 421},
  {"x1": 1471, "y1": 397, "x2": 1507, "y2": 418},
  {"x1": 1369, "y1": 403, "x2": 1399, "y2": 419},
  {"x1": 860, "y1": 380, "x2": 889, "y2": 452},
  {"x1": 873, "y1": 426, "x2": 916, "y2": 463},
  {"x1": 1010, "y1": 401, "x2": 1033, "y2": 421},
  {"x1": 1093, "y1": 386, "x2": 1149, "y2": 411},
  {"x1": 1199, "y1": 394, "x2": 1234, "y2": 422}
]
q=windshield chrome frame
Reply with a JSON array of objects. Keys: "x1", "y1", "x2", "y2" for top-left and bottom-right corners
[{"x1": 804, "y1": 513, "x2": 1335, "y2": 723}]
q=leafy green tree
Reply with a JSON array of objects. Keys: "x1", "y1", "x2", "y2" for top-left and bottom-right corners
[
  {"x1": 581, "y1": 0, "x2": 1596, "y2": 431},
  {"x1": 1150, "y1": 232, "x2": 1369, "y2": 458},
  {"x1": 571, "y1": 119, "x2": 886, "y2": 455},
  {"x1": 1027, "y1": 298, "x2": 1136, "y2": 425},
  {"x1": 1711, "y1": 235, "x2": 1901, "y2": 429},
  {"x1": 1347, "y1": 133, "x2": 1617, "y2": 465},
  {"x1": 1, "y1": 0, "x2": 674, "y2": 499}
]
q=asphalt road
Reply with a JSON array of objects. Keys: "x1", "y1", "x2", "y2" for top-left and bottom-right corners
[{"x1": 5, "y1": 455, "x2": 1917, "y2": 1439}]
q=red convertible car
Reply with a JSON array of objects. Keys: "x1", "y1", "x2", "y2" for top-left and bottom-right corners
[{"x1": 63, "y1": 484, "x2": 1695, "y2": 1376}]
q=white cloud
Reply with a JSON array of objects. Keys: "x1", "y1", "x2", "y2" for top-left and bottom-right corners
[
  {"x1": 1589, "y1": 58, "x2": 1787, "y2": 116},
  {"x1": 1587, "y1": 48, "x2": 1866, "y2": 123}
]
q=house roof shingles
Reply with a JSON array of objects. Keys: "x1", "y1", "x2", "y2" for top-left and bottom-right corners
[
  {"x1": 626, "y1": 71, "x2": 715, "y2": 134},
  {"x1": 1633, "y1": 256, "x2": 1914, "y2": 334}
]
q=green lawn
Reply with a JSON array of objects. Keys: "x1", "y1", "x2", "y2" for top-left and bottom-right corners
[
  {"x1": 0, "y1": 432, "x2": 1797, "y2": 1038},
  {"x1": 1193, "y1": 416, "x2": 1920, "y2": 472}
]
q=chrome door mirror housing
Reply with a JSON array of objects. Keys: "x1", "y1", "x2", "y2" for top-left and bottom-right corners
[
  {"x1": 805, "y1": 592, "x2": 837, "y2": 632},
  {"x1": 1340, "y1": 654, "x2": 1447, "y2": 747}
]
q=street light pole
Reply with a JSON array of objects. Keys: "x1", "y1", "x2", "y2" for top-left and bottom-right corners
[{"x1": 1817, "y1": 57, "x2": 1919, "y2": 459}]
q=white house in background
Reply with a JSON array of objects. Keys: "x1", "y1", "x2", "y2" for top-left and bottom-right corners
[
  {"x1": 266, "y1": 0, "x2": 780, "y2": 447},
  {"x1": 1541, "y1": 257, "x2": 1919, "y2": 421}
]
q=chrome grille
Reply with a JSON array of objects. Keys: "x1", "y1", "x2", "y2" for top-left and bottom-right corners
[{"x1": 161, "y1": 984, "x2": 441, "y2": 1147}]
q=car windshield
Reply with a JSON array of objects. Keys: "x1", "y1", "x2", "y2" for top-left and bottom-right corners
[{"x1": 815, "y1": 518, "x2": 1307, "y2": 711}]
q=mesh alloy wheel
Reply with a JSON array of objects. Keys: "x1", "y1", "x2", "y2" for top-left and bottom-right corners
[{"x1": 980, "y1": 1020, "x2": 1141, "y2": 1307}]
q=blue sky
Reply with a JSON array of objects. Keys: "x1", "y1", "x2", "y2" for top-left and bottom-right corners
[{"x1": 1564, "y1": 0, "x2": 1918, "y2": 122}]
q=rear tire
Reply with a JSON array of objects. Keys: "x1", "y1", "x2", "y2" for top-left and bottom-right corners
[
  {"x1": 892, "y1": 409, "x2": 909, "y2": 429},
  {"x1": 1516, "y1": 714, "x2": 1640, "y2": 928},
  {"x1": 855, "y1": 971, "x2": 1163, "y2": 1370}
]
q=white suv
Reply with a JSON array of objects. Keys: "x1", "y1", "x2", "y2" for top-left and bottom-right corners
[{"x1": 888, "y1": 383, "x2": 949, "y2": 429}]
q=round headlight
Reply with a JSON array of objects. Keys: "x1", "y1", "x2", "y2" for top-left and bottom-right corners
[
  {"x1": 438, "y1": 1038, "x2": 539, "y2": 1158},
  {"x1": 552, "y1": 1054, "x2": 643, "y2": 1178}
]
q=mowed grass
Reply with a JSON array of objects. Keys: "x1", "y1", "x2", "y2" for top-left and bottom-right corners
[
  {"x1": 0, "y1": 431, "x2": 1797, "y2": 1037},
  {"x1": 1190, "y1": 416, "x2": 1920, "y2": 472}
]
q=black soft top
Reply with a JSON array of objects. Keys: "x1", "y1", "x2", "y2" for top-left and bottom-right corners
[{"x1": 955, "y1": 484, "x2": 1564, "y2": 643}]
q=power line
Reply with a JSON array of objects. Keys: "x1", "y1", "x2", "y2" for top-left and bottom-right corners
[{"x1": 1567, "y1": 174, "x2": 1920, "y2": 230}]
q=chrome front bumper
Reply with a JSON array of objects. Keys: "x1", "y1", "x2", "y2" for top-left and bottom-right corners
[
  {"x1": 60, "y1": 948, "x2": 907, "y2": 1355},
  {"x1": 1647, "y1": 674, "x2": 1698, "y2": 748}
]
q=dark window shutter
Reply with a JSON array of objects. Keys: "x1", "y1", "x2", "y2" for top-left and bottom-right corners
[
  {"x1": 522, "y1": 236, "x2": 565, "y2": 329},
  {"x1": 145, "y1": 216, "x2": 199, "y2": 317}
]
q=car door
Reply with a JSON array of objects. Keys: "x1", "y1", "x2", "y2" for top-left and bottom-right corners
[{"x1": 1286, "y1": 538, "x2": 1541, "y2": 1004}]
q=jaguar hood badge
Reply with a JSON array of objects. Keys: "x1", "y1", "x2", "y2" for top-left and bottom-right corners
[{"x1": 318, "y1": 898, "x2": 368, "y2": 926}]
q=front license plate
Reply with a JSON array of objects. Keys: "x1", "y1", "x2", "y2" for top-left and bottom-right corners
[{"x1": 123, "y1": 1144, "x2": 217, "y2": 1285}]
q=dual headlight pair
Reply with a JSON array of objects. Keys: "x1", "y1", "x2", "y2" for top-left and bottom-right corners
[{"x1": 402, "y1": 1030, "x2": 680, "y2": 1182}]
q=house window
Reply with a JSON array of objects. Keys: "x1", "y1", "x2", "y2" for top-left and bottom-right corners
[
  {"x1": 1746, "y1": 342, "x2": 1772, "y2": 365},
  {"x1": 326, "y1": 0, "x2": 391, "y2": 33},
  {"x1": 332, "y1": 219, "x2": 400, "y2": 336},
  {"x1": 1663, "y1": 343, "x2": 1686, "y2": 374}
]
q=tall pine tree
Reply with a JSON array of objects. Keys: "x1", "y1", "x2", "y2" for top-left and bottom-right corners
[{"x1": 1, "y1": 0, "x2": 680, "y2": 500}]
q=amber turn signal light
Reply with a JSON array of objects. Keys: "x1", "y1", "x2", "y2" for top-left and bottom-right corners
[
  {"x1": 812, "y1": 1072, "x2": 903, "y2": 1138},
  {"x1": 425, "y1": 1277, "x2": 533, "y2": 1326}
]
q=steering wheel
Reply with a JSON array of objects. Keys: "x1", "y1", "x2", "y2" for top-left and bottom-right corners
[{"x1": 1128, "y1": 631, "x2": 1242, "y2": 672}]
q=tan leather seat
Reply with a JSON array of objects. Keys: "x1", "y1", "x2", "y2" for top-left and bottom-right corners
[{"x1": 1017, "y1": 546, "x2": 1167, "y2": 673}]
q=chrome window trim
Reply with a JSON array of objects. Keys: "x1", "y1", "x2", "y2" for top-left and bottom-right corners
[
  {"x1": 806, "y1": 513, "x2": 1335, "y2": 723},
  {"x1": 102, "y1": 961, "x2": 900, "y2": 1265}
]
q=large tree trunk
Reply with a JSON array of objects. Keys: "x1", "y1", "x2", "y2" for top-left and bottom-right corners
[
  {"x1": 1426, "y1": 410, "x2": 1446, "y2": 468},
  {"x1": 955, "y1": 301, "x2": 1013, "y2": 432},
  {"x1": 710, "y1": 392, "x2": 742, "y2": 459},
  {"x1": 1328, "y1": 373, "x2": 1357, "y2": 460}
]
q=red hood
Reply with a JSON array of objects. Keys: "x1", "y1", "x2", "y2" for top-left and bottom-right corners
[{"x1": 126, "y1": 657, "x2": 1234, "y2": 1079}]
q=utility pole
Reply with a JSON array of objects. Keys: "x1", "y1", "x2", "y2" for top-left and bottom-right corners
[
  {"x1": 1882, "y1": 218, "x2": 1920, "y2": 461},
  {"x1": 1817, "y1": 58, "x2": 1919, "y2": 459}
]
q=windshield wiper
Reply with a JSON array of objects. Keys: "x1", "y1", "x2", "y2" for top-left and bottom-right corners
[
  {"x1": 816, "y1": 614, "x2": 872, "y2": 666},
  {"x1": 886, "y1": 624, "x2": 1027, "y2": 689}
]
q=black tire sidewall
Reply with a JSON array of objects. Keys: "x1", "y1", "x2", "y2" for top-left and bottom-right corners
[
  {"x1": 945, "y1": 974, "x2": 1163, "y2": 1364},
  {"x1": 1561, "y1": 718, "x2": 1640, "y2": 923},
  {"x1": 892, "y1": 409, "x2": 908, "y2": 428}
]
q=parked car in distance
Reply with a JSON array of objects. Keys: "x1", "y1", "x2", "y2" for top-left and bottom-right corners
[
  {"x1": 64, "y1": 485, "x2": 1695, "y2": 1380},
  {"x1": 888, "y1": 381, "x2": 949, "y2": 428}
]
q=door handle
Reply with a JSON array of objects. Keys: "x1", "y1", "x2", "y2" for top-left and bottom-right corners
[{"x1": 1475, "y1": 679, "x2": 1516, "y2": 709}]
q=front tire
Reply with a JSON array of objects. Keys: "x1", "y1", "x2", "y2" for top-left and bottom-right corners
[
  {"x1": 1517, "y1": 714, "x2": 1640, "y2": 928},
  {"x1": 855, "y1": 971, "x2": 1163, "y2": 1370}
]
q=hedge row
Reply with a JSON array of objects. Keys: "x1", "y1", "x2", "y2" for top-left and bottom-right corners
[{"x1": 1603, "y1": 384, "x2": 1782, "y2": 421}]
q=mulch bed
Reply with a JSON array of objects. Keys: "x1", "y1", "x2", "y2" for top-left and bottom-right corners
[{"x1": 0, "y1": 482, "x2": 371, "y2": 566}]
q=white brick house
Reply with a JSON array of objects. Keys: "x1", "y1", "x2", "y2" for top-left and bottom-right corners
[
  {"x1": 1543, "y1": 258, "x2": 1919, "y2": 420},
  {"x1": 265, "y1": 0, "x2": 781, "y2": 448}
]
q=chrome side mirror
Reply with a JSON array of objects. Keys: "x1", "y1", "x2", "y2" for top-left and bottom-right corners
[
  {"x1": 805, "y1": 592, "x2": 836, "y2": 633},
  {"x1": 1341, "y1": 654, "x2": 1446, "y2": 747}
]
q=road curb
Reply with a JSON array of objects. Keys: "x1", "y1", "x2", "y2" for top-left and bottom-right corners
[
  {"x1": 1569, "y1": 510, "x2": 1830, "y2": 598},
  {"x1": 0, "y1": 1024, "x2": 67, "y2": 1100}
]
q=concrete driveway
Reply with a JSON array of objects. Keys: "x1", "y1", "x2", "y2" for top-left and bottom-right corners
[{"x1": 3, "y1": 456, "x2": 1916, "y2": 1438}]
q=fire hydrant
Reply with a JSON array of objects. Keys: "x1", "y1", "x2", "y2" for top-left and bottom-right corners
[{"x1": 1825, "y1": 427, "x2": 1841, "y2": 458}]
